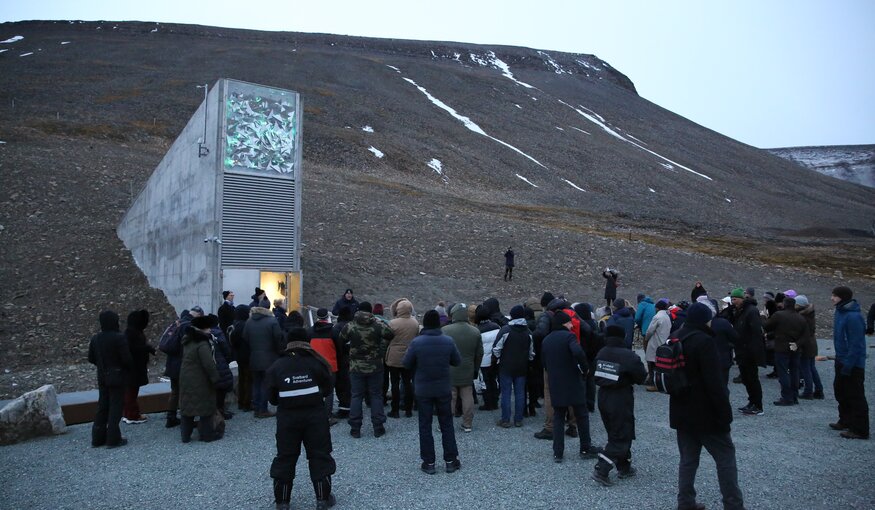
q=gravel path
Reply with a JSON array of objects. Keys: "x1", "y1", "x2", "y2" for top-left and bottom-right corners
[{"x1": 2, "y1": 339, "x2": 874, "y2": 509}]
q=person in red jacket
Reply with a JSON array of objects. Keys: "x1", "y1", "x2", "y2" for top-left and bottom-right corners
[{"x1": 308, "y1": 308, "x2": 339, "y2": 426}]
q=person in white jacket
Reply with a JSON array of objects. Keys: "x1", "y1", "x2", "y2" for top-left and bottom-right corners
[{"x1": 643, "y1": 299, "x2": 672, "y2": 391}]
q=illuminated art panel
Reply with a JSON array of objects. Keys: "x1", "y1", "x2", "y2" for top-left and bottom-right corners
[{"x1": 223, "y1": 81, "x2": 300, "y2": 176}]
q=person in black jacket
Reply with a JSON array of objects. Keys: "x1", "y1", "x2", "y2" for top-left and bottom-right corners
[
  {"x1": 210, "y1": 316, "x2": 235, "y2": 419},
  {"x1": 541, "y1": 311, "x2": 600, "y2": 463},
  {"x1": 591, "y1": 325, "x2": 647, "y2": 486},
  {"x1": 671, "y1": 303, "x2": 745, "y2": 510},
  {"x1": 266, "y1": 331, "x2": 337, "y2": 510},
  {"x1": 331, "y1": 306, "x2": 354, "y2": 418},
  {"x1": 865, "y1": 301, "x2": 875, "y2": 336},
  {"x1": 492, "y1": 305, "x2": 534, "y2": 427},
  {"x1": 503, "y1": 247, "x2": 514, "y2": 281},
  {"x1": 602, "y1": 268, "x2": 619, "y2": 308},
  {"x1": 729, "y1": 288, "x2": 766, "y2": 416},
  {"x1": 228, "y1": 305, "x2": 252, "y2": 411},
  {"x1": 122, "y1": 309, "x2": 154, "y2": 424},
  {"x1": 89, "y1": 310, "x2": 133, "y2": 448},
  {"x1": 160, "y1": 307, "x2": 200, "y2": 427},
  {"x1": 217, "y1": 290, "x2": 235, "y2": 336}
]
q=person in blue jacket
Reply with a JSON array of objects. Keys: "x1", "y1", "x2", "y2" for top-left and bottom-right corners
[
  {"x1": 634, "y1": 295, "x2": 656, "y2": 339},
  {"x1": 829, "y1": 286, "x2": 869, "y2": 439},
  {"x1": 607, "y1": 299, "x2": 635, "y2": 348}
]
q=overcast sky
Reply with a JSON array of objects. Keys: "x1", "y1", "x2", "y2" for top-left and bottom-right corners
[{"x1": 2, "y1": 0, "x2": 873, "y2": 148}]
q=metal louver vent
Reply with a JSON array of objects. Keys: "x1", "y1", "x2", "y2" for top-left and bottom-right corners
[{"x1": 221, "y1": 173, "x2": 296, "y2": 269}]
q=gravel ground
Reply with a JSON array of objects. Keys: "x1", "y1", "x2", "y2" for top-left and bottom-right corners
[{"x1": 1, "y1": 339, "x2": 874, "y2": 510}]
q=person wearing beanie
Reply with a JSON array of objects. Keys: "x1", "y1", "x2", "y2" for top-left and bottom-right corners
[
  {"x1": 830, "y1": 286, "x2": 869, "y2": 439},
  {"x1": 208, "y1": 313, "x2": 235, "y2": 421},
  {"x1": 794, "y1": 296, "x2": 824, "y2": 400},
  {"x1": 331, "y1": 306, "x2": 355, "y2": 419},
  {"x1": 763, "y1": 297, "x2": 807, "y2": 406},
  {"x1": 729, "y1": 287, "x2": 766, "y2": 416},
  {"x1": 744, "y1": 287, "x2": 756, "y2": 299},
  {"x1": 404, "y1": 310, "x2": 462, "y2": 475},
  {"x1": 243, "y1": 299, "x2": 285, "y2": 418},
  {"x1": 607, "y1": 299, "x2": 635, "y2": 349},
  {"x1": 218, "y1": 290, "x2": 235, "y2": 335},
  {"x1": 540, "y1": 292, "x2": 556, "y2": 309},
  {"x1": 443, "y1": 303, "x2": 483, "y2": 432},
  {"x1": 591, "y1": 322, "x2": 646, "y2": 486},
  {"x1": 89, "y1": 310, "x2": 133, "y2": 448},
  {"x1": 670, "y1": 302, "x2": 745, "y2": 509},
  {"x1": 122, "y1": 309, "x2": 154, "y2": 425},
  {"x1": 541, "y1": 310, "x2": 600, "y2": 464},
  {"x1": 644, "y1": 299, "x2": 672, "y2": 391},
  {"x1": 435, "y1": 302, "x2": 449, "y2": 327},
  {"x1": 492, "y1": 305, "x2": 534, "y2": 427},
  {"x1": 331, "y1": 289, "x2": 359, "y2": 317},
  {"x1": 250, "y1": 288, "x2": 270, "y2": 309},
  {"x1": 603, "y1": 268, "x2": 620, "y2": 308},
  {"x1": 228, "y1": 305, "x2": 252, "y2": 412},
  {"x1": 179, "y1": 314, "x2": 222, "y2": 443},
  {"x1": 339, "y1": 300, "x2": 395, "y2": 438},
  {"x1": 265, "y1": 330, "x2": 337, "y2": 510},
  {"x1": 308, "y1": 308, "x2": 340, "y2": 425}
]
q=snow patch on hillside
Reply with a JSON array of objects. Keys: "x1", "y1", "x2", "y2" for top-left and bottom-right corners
[
  {"x1": 1, "y1": 36, "x2": 23, "y2": 44},
  {"x1": 469, "y1": 51, "x2": 535, "y2": 89},
  {"x1": 538, "y1": 51, "x2": 571, "y2": 75},
  {"x1": 368, "y1": 146, "x2": 384, "y2": 158},
  {"x1": 386, "y1": 65, "x2": 401, "y2": 73},
  {"x1": 428, "y1": 158, "x2": 448, "y2": 183},
  {"x1": 571, "y1": 127, "x2": 591, "y2": 135},
  {"x1": 516, "y1": 174, "x2": 538, "y2": 187},
  {"x1": 402, "y1": 78, "x2": 546, "y2": 169},
  {"x1": 362, "y1": 126, "x2": 374, "y2": 133},
  {"x1": 563, "y1": 179, "x2": 585, "y2": 191}
]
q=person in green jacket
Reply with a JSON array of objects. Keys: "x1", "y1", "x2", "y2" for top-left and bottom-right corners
[
  {"x1": 179, "y1": 314, "x2": 222, "y2": 443},
  {"x1": 443, "y1": 303, "x2": 483, "y2": 433}
]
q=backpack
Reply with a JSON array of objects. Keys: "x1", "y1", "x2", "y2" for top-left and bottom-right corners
[
  {"x1": 158, "y1": 320, "x2": 184, "y2": 355},
  {"x1": 653, "y1": 336, "x2": 689, "y2": 395}
]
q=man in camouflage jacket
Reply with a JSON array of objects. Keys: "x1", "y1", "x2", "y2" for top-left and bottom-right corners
[{"x1": 339, "y1": 301, "x2": 395, "y2": 437}]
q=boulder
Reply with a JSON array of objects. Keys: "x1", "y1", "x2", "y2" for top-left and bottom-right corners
[{"x1": 0, "y1": 384, "x2": 67, "y2": 445}]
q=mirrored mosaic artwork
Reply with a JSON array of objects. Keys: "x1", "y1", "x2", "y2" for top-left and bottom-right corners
[{"x1": 224, "y1": 92, "x2": 298, "y2": 175}]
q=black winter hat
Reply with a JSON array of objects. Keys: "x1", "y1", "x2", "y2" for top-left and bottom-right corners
[
  {"x1": 253, "y1": 287, "x2": 265, "y2": 298},
  {"x1": 606, "y1": 325, "x2": 626, "y2": 339},
  {"x1": 423, "y1": 310, "x2": 441, "y2": 329},
  {"x1": 222, "y1": 290, "x2": 231, "y2": 299},
  {"x1": 286, "y1": 326, "x2": 309, "y2": 343},
  {"x1": 540, "y1": 292, "x2": 556, "y2": 308},
  {"x1": 191, "y1": 314, "x2": 219, "y2": 330},
  {"x1": 475, "y1": 305, "x2": 490, "y2": 322},
  {"x1": 612, "y1": 298, "x2": 626, "y2": 310},
  {"x1": 832, "y1": 286, "x2": 853, "y2": 302},
  {"x1": 316, "y1": 308, "x2": 329, "y2": 320},
  {"x1": 510, "y1": 305, "x2": 526, "y2": 320},
  {"x1": 685, "y1": 303, "x2": 713, "y2": 325},
  {"x1": 552, "y1": 311, "x2": 572, "y2": 329},
  {"x1": 359, "y1": 301, "x2": 373, "y2": 313}
]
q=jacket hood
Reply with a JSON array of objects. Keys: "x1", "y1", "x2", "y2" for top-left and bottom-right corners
[
  {"x1": 234, "y1": 304, "x2": 251, "y2": 321},
  {"x1": 605, "y1": 334, "x2": 626, "y2": 347},
  {"x1": 311, "y1": 321, "x2": 334, "y2": 336},
  {"x1": 742, "y1": 297, "x2": 759, "y2": 308},
  {"x1": 284, "y1": 341, "x2": 331, "y2": 372},
  {"x1": 179, "y1": 309, "x2": 193, "y2": 322},
  {"x1": 183, "y1": 326, "x2": 212, "y2": 344},
  {"x1": 547, "y1": 298, "x2": 570, "y2": 312},
  {"x1": 354, "y1": 310, "x2": 375, "y2": 325},
  {"x1": 99, "y1": 310, "x2": 120, "y2": 332},
  {"x1": 392, "y1": 298, "x2": 414, "y2": 319},
  {"x1": 613, "y1": 307, "x2": 632, "y2": 318},
  {"x1": 450, "y1": 303, "x2": 469, "y2": 323},
  {"x1": 797, "y1": 304, "x2": 815, "y2": 316},
  {"x1": 250, "y1": 306, "x2": 273, "y2": 319},
  {"x1": 509, "y1": 318, "x2": 528, "y2": 327},
  {"x1": 126, "y1": 309, "x2": 150, "y2": 331},
  {"x1": 641, "y1": 296, "x2": 654, "y2": 304},
  {"x1": 478, "y1": 320, "x2": 499, "y2": 333},
  {"x1": 524, "y1": 297, "x2": 543, "y2": 312},
  {"x1": 836, "y1": 299, "x2": 861, "y2": 313},
  {"x1": 482, "y1": 297, "x2": 502, "y2": 316}
]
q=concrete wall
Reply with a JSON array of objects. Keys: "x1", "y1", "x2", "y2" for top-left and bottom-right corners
[{"x1": 118, "y1": 81, "x2": 224, "y2": 314}]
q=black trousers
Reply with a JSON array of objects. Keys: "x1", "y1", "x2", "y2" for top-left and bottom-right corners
[
  {"x1": 335, "y1": 361, "x2": 351, "y2": 412},
  {"x1": 481, "y1": 365, "x2": 499, "y2": 408},
  {"x1": 834, "y1": 363, "x2": 870, "y2": 437},
  {"x1": 676, "y1": 429, "x2": 744, "y2": 510},
  {"x1": 388, "y1": 366, "x2": 413, "y2": 413},
  {"x1": 736, "y1": 356, "x2": 762, "y2": 408},
  {"x1": 180, "y1": 414, "x2": 218, "y2": 442},
  {"x1": 504, "y1": 266, "x2": 513, "y2": 280},
  {"x1": 553, "y1": 404, "x2": 592, "y2": 459},
  {"x1": 270, "y1": 406, "x2": 336, "y2": 483},
  {"x1": 92, "y1": 384, "x2": 124, "y2": 446}
]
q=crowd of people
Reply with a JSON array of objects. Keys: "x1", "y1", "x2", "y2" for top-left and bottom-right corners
[{"x1": 85, "y1": 279, "x2": 874, "y2": 510}]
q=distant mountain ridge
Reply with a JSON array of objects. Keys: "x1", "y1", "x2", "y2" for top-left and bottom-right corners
[{"x1": 767, "y1": 145, "x2": 875, "y2": 189}]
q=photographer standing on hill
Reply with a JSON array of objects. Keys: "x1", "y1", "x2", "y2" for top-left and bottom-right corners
[
  {"x1": 603, "y1": 268, "x2": 619, "y2": 308},
  {"x1": 504, "y1": 247, "x2": 515, "y2": 281}
]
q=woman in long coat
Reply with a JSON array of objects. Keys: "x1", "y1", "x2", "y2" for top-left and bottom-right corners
[
  {"x1": 179, "y1": 314, "x2": 221, "y2": 442},
  {"x1": 123, "y1": 309, "x2": 154, "y2": 423}
]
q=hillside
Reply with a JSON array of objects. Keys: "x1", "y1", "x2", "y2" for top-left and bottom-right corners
[
  {"x1": 768, "y1": 145, "x2": 875, "y2": 189},
  {"x1": 0, "y1": 20, "x2": 873, "y2": 399}
]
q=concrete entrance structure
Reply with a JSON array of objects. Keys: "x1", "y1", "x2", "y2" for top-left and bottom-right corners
[{"x1": 118, "y1": 79, "x2": 303, "y2": 314}]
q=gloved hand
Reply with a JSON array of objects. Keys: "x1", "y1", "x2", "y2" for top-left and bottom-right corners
[{"x1": 789, "y1": 342, "x2": 798, "y2": 352}]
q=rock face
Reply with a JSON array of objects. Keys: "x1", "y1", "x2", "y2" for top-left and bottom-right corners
[{"x1": 0, "y1": 384, "x2": 67, "y2": 445}]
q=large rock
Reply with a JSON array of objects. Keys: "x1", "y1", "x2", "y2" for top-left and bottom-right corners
[{"x1": 0, "y1": 384, "x2": 67, "y2": 445}]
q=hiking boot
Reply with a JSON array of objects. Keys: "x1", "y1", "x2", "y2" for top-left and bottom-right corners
[
  {"x1": 534, "y1": 429, "x2": 552, "y2": 440},
  {"x1": 645, "y1": 385, "x2": 658, "y2": 392},
  {"x1": 122, "y1": 416, "x2": 147, "y2": 424},
  {"x1": 165, "y1": 416, "x2": 181, "y2": 428},
  {"x1": 421, "y1": 462, "x2": 436, "y2": 475},
  {"x1": 461, "y1": 425, "x2": 473, "y2": 433},
  {"x1": 798, "y1": 393, "x2": 814, "y2": 400},
  {"x1": 553, "y1": 455, "x2": 563, "y2": 463},
  {"x1": 374, "y1": 426, "x2": 386, "y2": 438},
  {"x1": 829, "y1": 422, "x2": 848, "y2": 431},
  {"x1": 445, "y1": 458, "x2": 461, "y2": 473},
  {"x1": 333, "y1": 410, "x2": 349, "y2": 419},
  {"x1": 497, "y1": 420, "x2": 512, "y2": 428},
  {"x1": 617, "y1": 466, "x2": 637, "y2": 479},
  {"x1": 741, "y1": 405, "x2": 764, "y2": 416},
  {"x1": 565, "y1": 426, "x2": 578, "y2": 438},
  {"x1": 773, "y1": 399, "x2": 796, "y2": 406},
  {"x1": 350, "y1": 428, "x2": 361, "y2": 438},
  {"x1": 222, "y1": 410, "x2": 234, "y2": 420},
  {"x1": 678, "y1": 503, "x2": 706, "y2": 510},
  {"x1": 812, "y1": 390, "x2": 825, "y2": 400},
  {"x1": 591, "y1": 469, "x2": 613, "y2": 487},
  {"x1": 840, "y1": 430, "x2": 869, "y2": 440},
  {"x1": 275, "y1": 503, "x2": 290, "y2": 510},
  {"x1": 328, "y1": 417, "x2": 338, "y2": 427},
  {"x1": 737, "y1": 403, "x2": 752, "y2": 412},
  {"x1": 388, "y1": 410, "x2": 400, "y2": 419},
  {"x1": 579, "y1": 445, "x2": 603, "y2": 459},
  {"x1": 405, "y1": 410, "x2": 414, "y2": 418},
  {"x1": 514, "y1": 421, "x2": 523, "y2": 428},
  {"x1": 315, "y1": 494, "x2": 336, "y2": 510},
  {"x1": 478, "y1": 404, "x2": 497, "y2": 411},
  {"x1": 255, "y1": 411, "x2": 276, "y2": 419}
]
